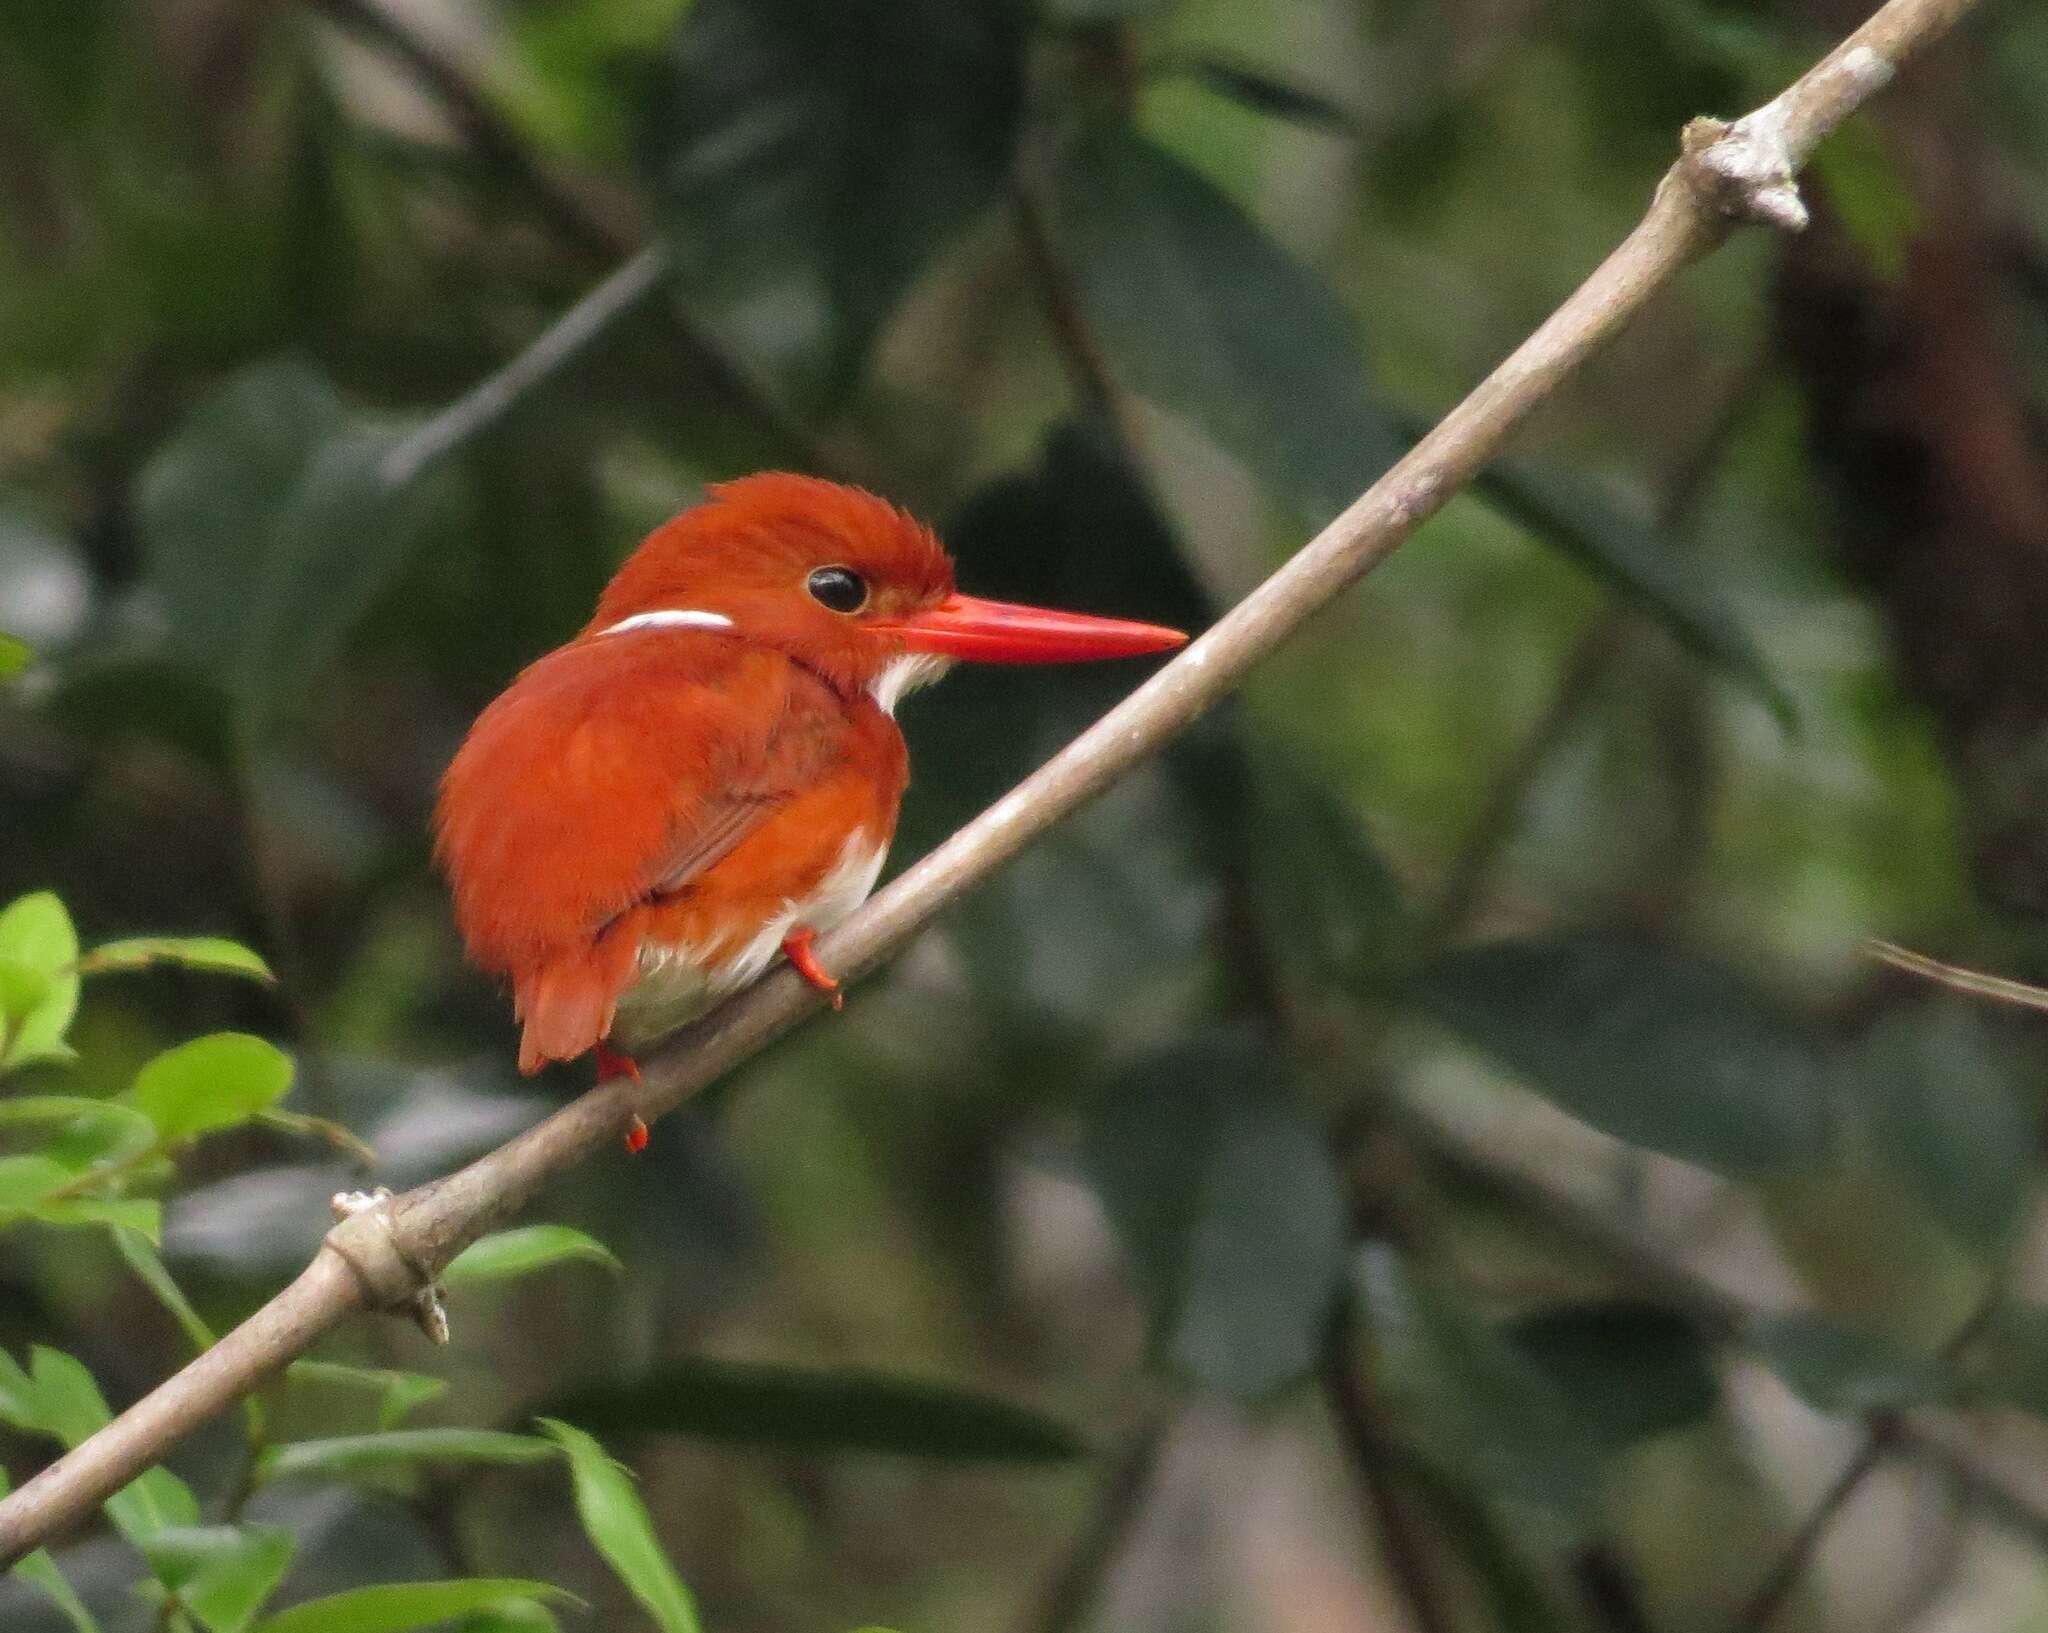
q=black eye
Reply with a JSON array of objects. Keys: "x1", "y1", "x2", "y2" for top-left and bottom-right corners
[{"x1": 806, "y1": 565, "x2": 868, "y2": 614}]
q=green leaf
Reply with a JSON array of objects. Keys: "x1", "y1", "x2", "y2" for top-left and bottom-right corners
[
  {"x1": 259, "y1": 1429, "x2": 560, "y2": 1486},
  {"x1": 455, "y1": 1603, "x2": 559, "y2": 1633},
  {"x1": 10, "y1": 1550, "x2": 102, "y2": 1633},
  {"x1": 546, "y1": 1360, "x2": 1083, "y2": 1461},
  {"x1": 1960, "y1": 1304, "x2": 2048, "y2": 1419},
  {"x1": 17, "y1": 1347, "x2": 200, "y2": 1542},
  {"x1": 0, "y1": 1094, "x2": 159, "y2": 1162},
  {"x1": 1052, "y1": 122, "x2": 1398, "y2": 524},
  {"x1": 1356, "y1": 1248, "x2": 1602, "y2": 1529},
  {"x1": 1083, "y1": 1030, "x2": 1348, "y2": 1397},
  {"x1": 127, "y1": 1033, "x2": 294, "y2": 1143},
  {"x1": 137, "y1": 359, "x2": 438, "y2": 735},
  {"x1": 442, "y1": 1226, "x2": 622, "y2": 1287},
  {"x1": 0, "y1": 631, "x2": 31, "y2": 680},
  {"x1": 1849, "y1": 1003, "x2": 2037, "y2": 1254},
  {"x1": 31, "y1": 1197, "x2": 163, "y2": 1237},
  {"x1": 0, "y1": 1347, "x2": 37, "y2": 1426},
  {"x1": 1507, "y1": 1303, "x2": 1720, "y2": 1452},
  {"x1": 140, "y1": 1526, "x2": 295, "y2": 1633},
  {"x1": 1747, "y1": 1313, "x2": 1949, "y2": 1415},
  {"x1": 78, "y1": 937, "x2": 274, "y2": 983},
  {"x1": 644, "y1": 0, "x2": 1026, "y2": 386},
  {"x1": 113, "y1": 1226, "x2": 218, "y2": 1350},
  {"x1": 1239, "y1": 743, "x2": 1406, "y2": 993},
  {"x1": 1418, "y1": 929, "x2": 1828, "y2": 1176},
  {"x1": 539, "y1": 1420, "x2": 703, "y2": 1633},
  {"x1": 0, "y1": 891, "x2": 80, "y2": 1069},
  {"x1": 250, "y1": 1580, "x2": 573, "y2": 1633},
  {"x1": 0, "y1": 1154, "x2": 75, "y2": 1209},
  {"x1": 285, "y1": 1361, "x2": 447, "y2": 1431},
  {"x1": 1462, "y1": 452, "x2": 1794, "y2": 726}
]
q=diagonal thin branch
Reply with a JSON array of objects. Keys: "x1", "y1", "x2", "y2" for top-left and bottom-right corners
[{"x1": 0, "y1": 0, "x2": 1978, "y2": 1566}]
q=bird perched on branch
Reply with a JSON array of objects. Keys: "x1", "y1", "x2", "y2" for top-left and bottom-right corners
[{"x1": 435, "y1": 473, "x2": 1184, "y2": 1145}]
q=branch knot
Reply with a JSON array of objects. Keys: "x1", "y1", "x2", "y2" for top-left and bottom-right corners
[
  {"x1": 323, "y1": 1189, "x2": 450, "y2": 1344},
  {"x1": 1680, "y1": 113, "x2": 1811, "y2": 232}
]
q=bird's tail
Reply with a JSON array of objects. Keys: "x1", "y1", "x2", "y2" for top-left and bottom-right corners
[{"x1": 513, "y1": 924, "x2": 641, "y2": 1074}]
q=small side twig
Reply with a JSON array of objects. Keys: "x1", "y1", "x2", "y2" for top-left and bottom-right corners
[
  {"x1": 1320, "y1": 1311, "x2": 1454, "y2": 1633},
  {"x1": 1018, "y1": 1411, "x2": 1171, "y2": 1633},
  {"x1": 1866, "y1": 940, "x2": 2048, "y2": 1012}
]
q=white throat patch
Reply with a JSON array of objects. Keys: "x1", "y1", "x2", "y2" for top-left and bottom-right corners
[
  {"x1": 868, "y1": 653, "x2": 952, "y2": 717},
  {"x1": 596, "y1": 609, "x2": 734, "y2": 638}
]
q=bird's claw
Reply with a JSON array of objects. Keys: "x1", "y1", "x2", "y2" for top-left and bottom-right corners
[
  {"x1": 782, "y1": 927, "x2": 843, "y2": 1009},
  {"x1": 595, "y1": 1045, "x2": 650, "y2": 1152}
]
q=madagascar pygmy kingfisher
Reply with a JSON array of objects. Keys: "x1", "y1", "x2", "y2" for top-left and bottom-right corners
[{"x1": 435, "y1": 473, "x2": 1185, "y2": 1141}]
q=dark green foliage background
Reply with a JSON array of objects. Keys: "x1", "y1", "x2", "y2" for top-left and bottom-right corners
[{"x1": 6, "y1": 0, "x2": 2048, "y2": 1629}]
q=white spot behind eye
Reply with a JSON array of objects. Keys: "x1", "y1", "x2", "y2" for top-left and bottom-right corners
[{"x1": 596, "y1": 609, "x2": 735, "y2": 637}]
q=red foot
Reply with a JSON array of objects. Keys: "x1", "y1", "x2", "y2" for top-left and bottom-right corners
[
  {"x1": 782, "y1": 927, "x2": 843, "y2": 1009},
  {"x1": 595, "y1": 1044, "x2": 649, "y2": 1153}
]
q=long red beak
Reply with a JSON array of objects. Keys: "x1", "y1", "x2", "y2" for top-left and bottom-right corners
[{"x1": 870, "y1": 594, "x2": 1187, "y2": 664}]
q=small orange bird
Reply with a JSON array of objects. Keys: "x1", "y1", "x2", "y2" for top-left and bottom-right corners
[{"x1": 435, "y1": 473, "x2": 1184, "y2": 1134}]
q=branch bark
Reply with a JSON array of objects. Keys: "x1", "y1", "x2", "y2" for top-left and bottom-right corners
[{"x1": 0, "y1": 0, "x2": 1979, "y2": 1566}]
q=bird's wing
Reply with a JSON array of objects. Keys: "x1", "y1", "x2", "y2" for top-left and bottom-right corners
[
  {"x1": 435, "y1": 632, "x2": 845, "y2": 988},
  {"x1": 635, "y1": 786, "x2": 789, "y2": 904}
]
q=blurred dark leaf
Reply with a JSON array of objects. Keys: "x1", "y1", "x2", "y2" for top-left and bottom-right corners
[
  {"x1": 1083, "y1": 1030, "x2": 1347, "y2": 1397},
  {"x1": 641, "y1": 0, "x2": 1026, "y2": 388},
  {"x1": 1042, "y1": 0, "x2": 1174, "y2": 19},
  {"x1": 139, "y1": 1525, "x2": 294, "y2": 1633},
  {"x1": 1162, "y1": 56, "x2": 1358, "y2": 133},
  {"x1": 539, "y1": 1420, "x2": 701, "y2": 1633},
  {"x1": 1418, "y1": 930, "x2": 1828, "y2": 1176},
  {"x1": 249, "y1": 1580, "x2": 574, "y2": 1633},
  {"x1": 1747, "y1": 1313, "x2": 1949, "y2": 1415},
  {"x1": 1052, "y1": 121, "x2": 1399, "y2": 523},
  {"x1": 137, "y1": 359, "x2": 438, "y2": 737},
  {"x1": 1357, "y1": 1247, "x2": 1603, "y2": 1527},
  {"x1": 41, "y1": 656, "x2": 238, "y2": 768},
  {"x1": 0, "y1": 0, "x2": 116, "y2": 123},
  {"x1": 1848, "y1": 1003, "x2": 2037, "y2": 1255},
  {"x1": 1462, "y1": 452, "x2": 1794, "y2": 726},
  {"x1": 259, "y1": 1431, "x2": 560, "y2": 1487},
  {"x1": 1508, "y1": 1302, "x2": 1720, "y2": 1452},
  {"x1": 1961, "y1": 1304, "x2": 2048, "y2": 1418},
  {"x1": 1238, "y1": 742, "x2": 1406, "y2": 994},
  {"x1": 547, "y1": 1359, "x2": 1083, "y2": 1461}
]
